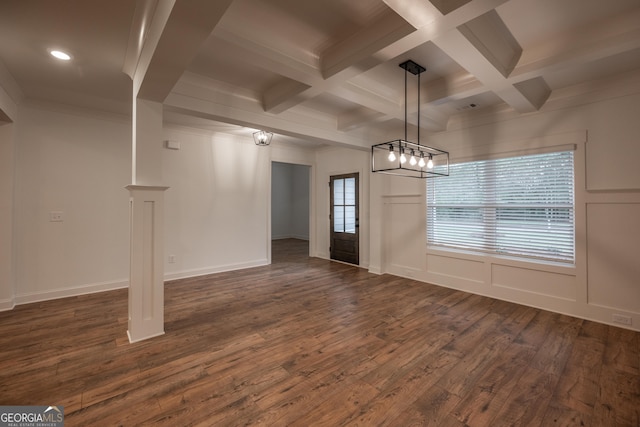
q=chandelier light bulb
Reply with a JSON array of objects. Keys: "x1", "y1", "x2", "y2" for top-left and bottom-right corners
[
  {"x1": 418, "y1": 152, "x2": 426, "y2": 168},
  {"x1": 427, "y1": 154, "x2": 434, "y2": 169},
  {"x1": 388, "y1": 145, "x2": 396, "y2": 161},
  {"x1": 409, "y1": 149, "x2": 417, "y2": 166},
  {"x1": 400, "y1": 151, "x2": 407, "y2": 164}
]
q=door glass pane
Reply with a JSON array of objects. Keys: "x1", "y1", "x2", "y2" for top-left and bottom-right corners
[
  {"x1": 344, "y1": 178, "x2": 355, "y2": 205},
  {"x1": 345, "y1": 206, "x2": 356, "y2": 233},
  {"x1": 334, "y1": 206, "x2": 344, "y2": 232},
  {"x1": 334, "y1": 179, "x2": 344, "y2": 205}
]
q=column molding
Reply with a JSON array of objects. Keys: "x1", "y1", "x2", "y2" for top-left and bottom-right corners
[{"x1": 126, "y1": 185, "x2": 169, "y2": 343}]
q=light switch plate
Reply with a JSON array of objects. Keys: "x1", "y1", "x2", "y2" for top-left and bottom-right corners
[{"x1": 49, "y1": 211, "x2": 64, "y2": 222}]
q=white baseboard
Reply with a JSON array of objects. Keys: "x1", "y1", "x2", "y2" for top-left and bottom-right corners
[
  {"x1": 6, "y1": 260, "x2": 271, "y2": 309},
  {"x1": 368, "y1": 265, "x2": 382, "y2": 275},
  {"x1": 164, "y1": 259, "x2": 269, "y2": 282},
  {"x1": 14, "y1": 279, "x2": 129, "y2": 306},
  {"x1": 0, "y1": 297, "x2": 15, "y2": 312}
]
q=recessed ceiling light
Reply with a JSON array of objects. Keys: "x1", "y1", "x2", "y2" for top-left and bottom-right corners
[{"x1": 50, "y1": 50, "x2": 71, "y2": 61}]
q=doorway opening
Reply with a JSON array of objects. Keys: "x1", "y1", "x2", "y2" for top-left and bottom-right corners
[{"x1": 271, "y1": 162, "x2": 311, "y2": 260}]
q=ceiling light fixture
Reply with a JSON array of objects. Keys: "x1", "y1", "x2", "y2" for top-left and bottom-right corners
[
  {"x1": 371, "y1": 60, "x2": 449, "y2": 178},
  {"x1": 253, "y1": 130, "x2": 273, "y2": 146},
  {"x1": 50, "y1": 50, "x2": 72, "y2": 61}
]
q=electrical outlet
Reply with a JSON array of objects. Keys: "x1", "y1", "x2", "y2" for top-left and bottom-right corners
[
  {"x1": 49, "y1": 211, "x2": 64, "y2": 222},
  {"x1": 612, "y1": 314, "x2": 632, "y2": 326},
  {"x1": 168, "y1": 255, "x2": 176, "y2": 263}
]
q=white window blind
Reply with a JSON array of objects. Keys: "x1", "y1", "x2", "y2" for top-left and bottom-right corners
[{"x1": 427, "y1": 151, "x2": 575, "y2": 263}]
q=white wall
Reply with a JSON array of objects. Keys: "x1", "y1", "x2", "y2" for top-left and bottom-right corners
[
  {"x1": 0, "y1": 64, "x2": 19, "y2": 310},
  {"x1": 7, "y1": 103, "x2": 316, "y2": 306},
  {"x1": 12, "y1": 104, "x2": 131, "y2": 303},
  {"x1": 272, "y1": 162, "x2": 309, "y2": 240},
  {"x1": 0, "y1": 121, "x2": 15, "y2": 309},
  {"x1": 362, "y1": 70, "x2": 640, "y2": 331},
  {"x1": 291, "y1": 164, "x2": 310, "y2": 240},
  {"x1": 162, "y1": 127, "x2": 271, "y2": 280}
]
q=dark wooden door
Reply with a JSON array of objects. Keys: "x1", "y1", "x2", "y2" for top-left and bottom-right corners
[{"x1": 330, "y1": 173, "x2": 359, "y2": 265}]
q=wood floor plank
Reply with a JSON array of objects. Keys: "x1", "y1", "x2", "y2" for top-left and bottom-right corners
[
  {"x1": 287, "y1": 380, "x2": 379, "y2": 427},
  {"x1": 346, "y1": 352, "x2": 460, "y2": 426},
  {"x1": 550, "y1": 321, "x2": 607, "y2": 417},
  {"x1": 489, "y1": 365, "x2": 558, "y2": 427},
  {"x1": 541, "y1": 401, "x2": 593, "y2": 427},
  {"x1": 528, "y1": 315, "x2": 582, "y2": 376},
  {"x1": 390, "y1": 385, "x2": 462, "y2": 427},
  {"x1": 450, "y1": 341, "x2": 532, "y2": 425},
  {"x1": 0, "y1": 239, "x2": 638, "y2": 426}
]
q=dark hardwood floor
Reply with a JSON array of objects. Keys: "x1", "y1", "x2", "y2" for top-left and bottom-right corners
[{"x1": 0, "y1": 238, "x2": 638, "y2": 426}]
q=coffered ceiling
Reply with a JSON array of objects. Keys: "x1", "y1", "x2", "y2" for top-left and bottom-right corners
[{"x1": 1, "y1": 0, "x2": 639, "y2": 148}]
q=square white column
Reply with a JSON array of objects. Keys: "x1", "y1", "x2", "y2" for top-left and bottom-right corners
[{"x1": 126, "y1": 185, "x2": 169, "y2": 343}]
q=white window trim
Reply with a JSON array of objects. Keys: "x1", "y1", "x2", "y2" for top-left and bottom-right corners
[{"x1": 427, "y1": 143, "x2": 577, "y2": 266}]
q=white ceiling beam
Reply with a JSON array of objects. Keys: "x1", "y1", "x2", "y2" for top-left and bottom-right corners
[
  {"x1": 166, "y1": 74, "x2": 373, "y2": 150},
  {"x1": 132, "y1": 0, "x2": 233, "y2": 102},
  {"x1": 329, "y1": 82, "x2": 397, "y2": 117},
  {"x1": 338, "y1": 108, "x2": 386, "y2": 132},
  {"x1": 378, "y1": 0, "x2": 510, "y2": 54},
  {"x1": 512, "y1": 8, "x2": 640, "y2": 83},
  {"x1": 262, "y1": 11, "x2": 416, "y2": 114},
  {"x1": 257, "y1": 0, "x2": 509, "y2": 116},
  {"x1": 263, "y1": 80, "x2": 313, "y2": 114},
  {"x1": 335, "y1": 79, "x2": 457, "y2": 132},
  {"x1": 320, "y1": 10, "x2": 415, "y2": 79},
  {"x1": 511, "y1": 77, "x2": 550, "y2": 111},
  {"x1": 211, "y1": 0, "x2": 510, "y2": 129},
  {"x1": 425, "y1": 73, "x2": 486, "y2": 104},
  {"x1": 334, "y1": 70, "x2": 488, "y2": 131},
  {"x1": 456, "y1": 10, "x2": 521, "y2": 78},
  {"x1": 212, "y1": 26, "x2": 320, "y2": 86},
  {"x1": 122, "y1": 0, "x2": 159, "y2": 80},
  {"x1": 433, "y1": 10, "x2": 550, "y2": 113}
]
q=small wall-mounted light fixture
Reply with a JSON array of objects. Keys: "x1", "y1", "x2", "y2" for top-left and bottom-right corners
[{"x1": 253, "y1": 130, "x2": 273, "y2": 146}]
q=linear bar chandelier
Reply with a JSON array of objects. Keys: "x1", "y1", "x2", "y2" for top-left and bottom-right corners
[{"x1": 371, "y1": 60, "x2": 449, "y2": 179}]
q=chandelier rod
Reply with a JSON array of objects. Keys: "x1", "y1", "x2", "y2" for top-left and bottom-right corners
[
  {"x1": 404, "y1": 64, "x2": 408, "y2": 143},
  {"x1": 418, "y1": 64, "x2": 420, "y2": 148}
]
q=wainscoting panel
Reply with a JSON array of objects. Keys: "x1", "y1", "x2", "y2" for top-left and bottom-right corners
[
  {"x1": 491, "y1": 263, "x2": 576, "y2": 301},
  {"x1": 587, "y1": 203, "x2": 640, "y2": 314}
]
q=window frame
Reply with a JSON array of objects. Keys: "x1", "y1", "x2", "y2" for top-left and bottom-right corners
[{"x1": 426, "y1": 150, "x2": 576, "y2": 265}]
